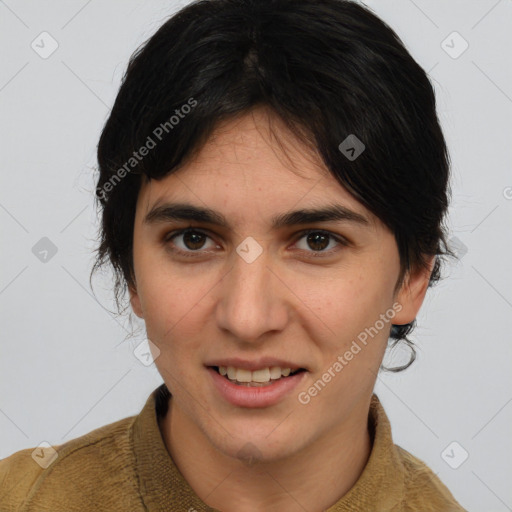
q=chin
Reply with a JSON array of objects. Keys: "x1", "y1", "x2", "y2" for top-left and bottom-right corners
[{"x1": 208, "y1": 426, "x2": 307, "y2": 466}]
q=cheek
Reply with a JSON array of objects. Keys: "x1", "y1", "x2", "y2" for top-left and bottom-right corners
[
  {"x1": 302, "y1": 276, "x2": 393, "y2": 401},
  {"x1": 139, "y1": 277, "x2": 202, "y2": 388},
  {"x1": 142, "y1": 280, "x2": 199, "y2": 339},
  {"x1": 295, "y1": 267, "x2": 395, "y2": 397},
  {"x1": 135, "y1": 244, "x2": 190, "y2": 322},
  {"x1": 302, "y1": 268, "x2": 393, "y2": 342},
  {"x1": 136, "y1": 258, "x2": 218, "y2": 357}
]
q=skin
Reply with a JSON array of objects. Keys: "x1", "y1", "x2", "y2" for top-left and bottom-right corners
[{"x1": 129, "y1": 107, "x2": 433, "y2": 512}]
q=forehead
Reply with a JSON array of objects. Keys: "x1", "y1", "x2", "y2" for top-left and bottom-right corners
[{"x1": 136, "y1": 108, "x2": 378, "y2": 229}]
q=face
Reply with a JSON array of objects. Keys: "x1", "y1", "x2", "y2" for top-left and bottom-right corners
[{"x1": 129, "y1": 107, "x2": 430, "y2": 463}]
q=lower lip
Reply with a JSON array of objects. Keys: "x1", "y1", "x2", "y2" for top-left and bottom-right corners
[{"x1": 207, "y1": 367, "x2": 307, "y2": 408}]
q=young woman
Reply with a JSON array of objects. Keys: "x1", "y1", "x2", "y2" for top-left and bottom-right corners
[{"x1": 1, "y1": 0, "x2": 466, "y2": 510}]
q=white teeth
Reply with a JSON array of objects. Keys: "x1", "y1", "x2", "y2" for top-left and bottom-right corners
[
  {"x1": 236, "y1": 368, "x2": 252, "y2": 383},
  {"x1": 217, "y1": 365, "x2": 299, "y2": 383},
  {"x1": 252, "y1": 368, "x2": 270, "y2": 383},
  {"x1": 269, "y1": 366, "x2": 282, "y2": 379}
]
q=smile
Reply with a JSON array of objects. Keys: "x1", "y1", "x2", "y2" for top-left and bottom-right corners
[
  {"x1": 207, "y1": 366, "x2": 308, "y2": 407},
  {"x1": 214, "y1": 365, "x2": 305, "y2": 386}
]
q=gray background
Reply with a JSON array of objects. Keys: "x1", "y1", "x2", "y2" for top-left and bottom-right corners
[{"x1": 1, "y1": 1, "x2": 511, "y2": 510}]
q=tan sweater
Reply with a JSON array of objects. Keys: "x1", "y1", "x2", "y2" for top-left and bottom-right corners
[{"x1": 0, "y1": 384, "x2": 466, "y2": 511}]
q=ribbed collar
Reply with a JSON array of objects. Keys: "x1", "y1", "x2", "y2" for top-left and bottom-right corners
[{"x1": 132, "y1": 384, "x2": 405, "y2": 511}]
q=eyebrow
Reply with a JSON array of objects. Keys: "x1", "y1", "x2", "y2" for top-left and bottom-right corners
[{"x1": 143, "y1": 202, "x2": 370, "y2": 230}]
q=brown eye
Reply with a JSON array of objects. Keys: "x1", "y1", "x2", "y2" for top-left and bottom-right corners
[
  {"x1": 305, "y1": 232, "x2": 330, "y2": 251},
  {"x1": 294, "y1": 229, "x2": 347, "y2": 256},
  {"x1": 181, "y1": 230, "x2": 207, "y2": 250},
  {"x1": 164, "y1": 228, "x2": 217, "y2": 257}
]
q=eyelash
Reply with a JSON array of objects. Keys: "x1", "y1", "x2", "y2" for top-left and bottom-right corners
[{"x1": 162, "y1": 227, "x2": 348, "y2": 259}]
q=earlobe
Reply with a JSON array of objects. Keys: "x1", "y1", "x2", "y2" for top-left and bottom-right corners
[
  {"x1": 392, "y1": 256, "x2": 436, "y2": 326},
  {"x1": 129, "y1": 284, "x2": 144, "y2": 319}
]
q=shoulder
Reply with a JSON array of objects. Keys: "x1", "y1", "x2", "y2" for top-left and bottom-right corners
[
  {"x1": 395, "y1": 445, "x2": 467, "y2": 512},
  {"x1": 0, "y1": 414, "x2": 140, "y2": 511}
]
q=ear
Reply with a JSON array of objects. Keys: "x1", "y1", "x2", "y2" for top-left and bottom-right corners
[
  {"x1": 392, "y1": 256, "x2": 436, "y2": 325},
  {"x1": 128, "y1": 283, "x2": 144, "y2": 319}
]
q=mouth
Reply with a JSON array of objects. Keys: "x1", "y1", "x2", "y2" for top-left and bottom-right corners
[
  {"x1": 208, "y1": 365, "x2": 307, "y2": 387},
  {"x1": 207, "y1": 364, "x2": 308, "y2": 408}
]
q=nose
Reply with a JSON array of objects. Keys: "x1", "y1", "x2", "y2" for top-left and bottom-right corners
[{"x1": 215, "y1": 243, "x2": 290, "y2": 344}]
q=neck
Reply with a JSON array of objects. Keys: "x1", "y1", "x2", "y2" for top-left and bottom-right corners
[{"x1": 159, "y1": 400, "x2": 372, "y2": 512}]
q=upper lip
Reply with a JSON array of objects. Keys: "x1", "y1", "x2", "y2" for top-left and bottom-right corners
[{"x1": 205, "y1": 357, "x2": 306, "y2": 371}]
